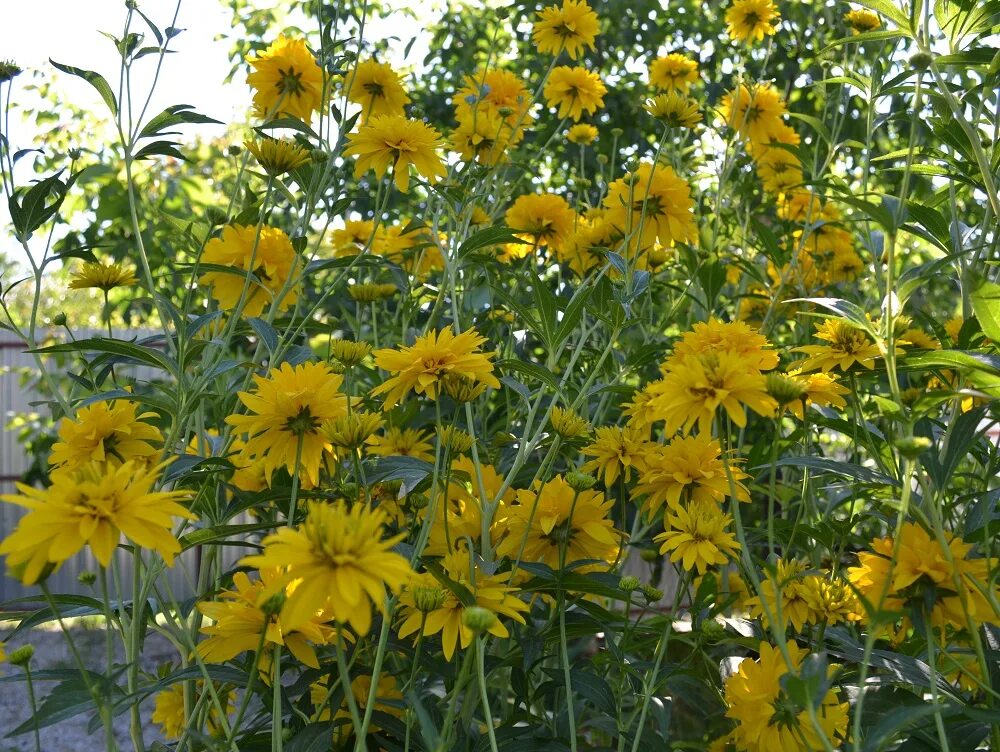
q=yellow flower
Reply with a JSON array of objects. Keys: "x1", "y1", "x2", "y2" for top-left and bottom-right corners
[
  {"x1": 755, "y1": 146, "x2": 803, "y2": 194},
  {"x1": 330, "y1": 218, "x2": 383, "y2": 257},
  {"x1": 725, "y1": 641, "x2": 849, "y2": 752},
  {"x1": 197, "y1": 569, "x2": 336, "y2": 674},
  {"x1": 454, "y1": 69, "x2": 534, "y2": 145},
  {"x1": 655, "y1": 499, "x2": 740, "y2": 574},
  {"x1": 312, "y1": 673, "x2": 402, "y2": 738},
  {"x1": 785, "y1": 369, "x2": 849, "y2": 419},
  {"x1": 68, "y1": 261, "x2": 138, "y2": 291},
  {"x1": 669, "y1": 318, "x2": 779, "y2": 372},
  {"x1": 643, "y1": 93, "x2": 702, "y2": 129},
  {"x1": 543, "y1": 66, "x2": 606, "y2": 122},
  {"x1": 322, "y1": 411, "x2": 384, "y2": 451},
  {"x1": 398, "y1": 551, "x2": 528, "y2": 660},
  {"x1": 648, "y1": 53, "x2": 699, "y2": 92},
  {"x1": 247, "y1": 35, "x2": 325, "y2": 121},
  {"x1": 495, "y1": 475, "x2": 623, "y2": 570},
  {"x1": 241, "y1": 501, "x2": 412, "y2": 634},
  {"x1": 243, "y1": 136, "x2": 310, "y2": 175},
  {"x1": 800, "y1": 574, "x2": 861, "y2": 626},
  {"x1": 226, "y1": 362, "x2": 349, "y2": 487},
  {"x1": 371, "y1": 327, "x2": 500, "y2": 409},
  {"x1": 329, "y1": 338, "x2": 373, "y2": 367},
  {"x1": 945, "y1": 315, "x2": 964, "y2": 343},
  {"x1": 746, "y1": 558, "x2": 816, "y2": 631},
  {"x1": 345, "y1": 58, "x2": 411, "y2": 120},
  {"x1": 634, "y1": 433, "x2": 750, "y2": 518},
  {"x1": 343, "y1": 114, "x2": 446, "y2": 192},
  {"x1": 0, "y1": 461, "x2": 193, "y2": 583},
  {"x1": 505, "y1": 193, "x2": 576, "y2": 252},
  {"x1": 152, "y1": 682, "x2": 233, "y2": 740},
  {"x1": 580, "y1": 424, "x2": 651, "y2": 486},
  {"x1": 848, "y1": 522, "x2": 999, "y2": 632},
  {"x1": 200, "y1": 224, "x2": 302, "y2": 318},
  {"x1": 450, "y1": 109, "x2": 512, "y2": 165},
  {"x1": 720, "y1": 83, "x2": 788, "y2": 147},
  {"x1": 532, "y1": 0, "x2": 600, "y2": 60},
  {"x1": 603, "y1": 162, "x2": 697, "y2": 249},
  {"x1": 845, "y1": 8, "x2": 881, "y2": 33},
  {"x1": 549, "y1": 406, "x2": 590, "y2": 439},
  {"x1": 650, "y1": 350, "x2": 777, "y2": 434},
  {"x1": 725, "y1": 0, "x2": 781, "y2": 44},
  {"x1": 900, "y1": 327, "x2": 940, "y2": 350},
  {"x1": 348, "y1": 282, "x2": 398, "y2": 302},
  {"x1": 793, "y1": 319, "x2": 882, "y2": 372},
  {"x1": 566, "y1": 123, "x2": 598, "y2": 144},
  {"x1": 49, "y1": 399, "x2": 162, "y2": 471},
  {"x1": 366, "y1": 427, "x2": 435, "y2": 461}
]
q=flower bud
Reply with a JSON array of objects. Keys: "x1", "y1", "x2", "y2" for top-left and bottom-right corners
[
  {"x1": 766, "y1": 372, "x2": 807, "y2": 406},
  {"x1": 639, "y1": 548, "x2": 660, "y2": 562},
  {"x1": 260, "y1": 591, "x2": 286, "y2": 616},
  {"x1": 640, "y1": 584, "x2": 664, "y2": 603},
  {"x1": 566, "y1": 471, "x2": 597, "y2": 492},
  {"x1": 462, "y1": 605, "x2": 498, "y2": 633},
  {"x1": 9, "y1": 644, "x2": 34, "y2": 667},
  {"x1": 412, "y1": 584, "x2": 447, "y2": 613},
  {"x1": 619, "y1": 575, "x2": 640, "y2": 592},
  {"x1": 895, "y1": 436, "x2": 932, "y2": 459},
  {"x1": 909, "y1": 52, "x2": 934, "y2": 71},
  {"x1": 610, "y1": 127, "x2": 624, "y2": 138},
  {"x1": 549, "y1": 406, "x2": 590, "y2": 439},
  {"x1": 52, "y1": 312, "x2": 68, "y2": 327},
  {"x1": 77, "y1": 571, "x2": 97, "y2": 586},
  {"x1": 443, "y1": 373, "x2": 487, "y2": 403},
  {"x1": 0, "y1": 60, "x2": 23, "y2": 82},
  {"x1": 205, "y1": 207, "x2": 228, "y2": 226}
]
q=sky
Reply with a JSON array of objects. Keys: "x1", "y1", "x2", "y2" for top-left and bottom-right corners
[{"x1": 1, "y1": 0, "x2": 252, "y2": 267}]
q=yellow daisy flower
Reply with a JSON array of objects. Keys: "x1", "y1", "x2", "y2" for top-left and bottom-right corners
[
  {"x1": 241, "y1": 500, "x2": 412, "y2": 635},
  {"x1": 343, "y1": 114, "x2": 446, "y2": 193},
  {"x1": 532, "y1": 0, "x2": 600, "y2": 60},
  {"x1": 720, "y1": 82, "x2": 789, "y2": 148},
  {"x1": 543, "y1": 66, "x2": 607, "y2": 122},
  {"x1": 371, "y1": 327, "x2": 500, "y2": 410},
  {"x1": 566, "y1": 123, "x2": 598, "y2": 144},
  {"x1": 634, "y1": 433, "x2": 750, "y2": 517},
  {"x1": 643, "y1": 92, "x2": 702, "y2": 129},
  {"x1": 793, "y1": 319, "x2": 882, "y2": 372},
  {"x1": 152, "y1": 682, "x2": 233, "y2": 740},
  {"x1": 345, "y1": 58, "x2": 411, "y2": 120},
  {"x1": 725, "y1": 641, "x2": 849, "y2": 752},
  {"x1": 580, "y1": 424, "x2": 651, "y2": 486},
  {"x1": 453, "y1": 69, "x2": 534, "y2": 145},
  {"x1": 725, "y1": 0, "x2": 781, "y2": 44},
  {"x1": 68, "y1": 261, "x2": 138, "y2": 292},
  {"x1": 226, "y1": 361, "x2": 349, "y2": 487},
  {"x1": 200, "y1": 224, "x2": 302, "y2": 318},
  {"x1": 0, "y1": 461, "x2": 193, "y2": 583},
  {"x1": 505, "y1": 193, "x2": 576, "y2": 252},
  {"x1": 366, "y1": 427, "x2": 435, "y2": 461},
  {"x1": 494, "y1": 475, "x2": 623, "y2": 570},
  {"x1": 247, "y1": 34, "x2": 325, "y2": 121},
  {"x1": 243, "y1": 136, "x2": 311, "y2": 175},
  {"x1": 648, "y1": 53, "x2": 699, "y2": 92},
  {"x1": 49, "y1": 398, "x2": 162, "y2": 471},
  {"x1": 397, "y1": 551, "x2": 528, "y2": 661},
  {"x1": 655, "y1": 499, "x2": 740, "y2": 574},
  {"x1": 602, "y1": 162, "x2": 697, "y2": 249},
  {"x1": 845, "y1": 8, "x2": 881, "y2": 33}
]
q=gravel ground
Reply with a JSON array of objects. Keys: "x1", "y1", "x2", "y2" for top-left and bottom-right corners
[{"x1": 0, "y1": 618, "x2": 173, "y2": 752}]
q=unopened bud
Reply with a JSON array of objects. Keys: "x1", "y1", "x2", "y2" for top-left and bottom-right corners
[
  {"x1": 566, "y1": 471, "x2": 597, "y2": 492},
  {"x1": 53, "y1": 312, "x2": 68, "y2": 327},
  {"x1": 909, "y1": 52, "x2": 933, "y2": 71},
  {"x1": 260, "y1": 591, "x2": 286, "y2": 616},
  {"x1": 9, "y1": 644, "x2": 34, "y2": 667},
  {"x1": 412, "y1": 585, "x2": 447, "y2": 613},
  {"x1": 895, "y1": 436, "x2": 932, "y2": 459},
  {"x1": 619, "y1": 575, "x2": 640, "y2": 592},
  {"x1": 766, "y1": 372, "x2": 807, "y2": 406},
  {"x1": 77, "y1": 571, "x2": 97, "y2": 586},
  {"x1": 640, "y1": 584, "x2": 664, "y2": 603},
  {"x1": 639, "y1": 548, "x2": 660, "y2": 563},
  {"x1": 462, "y1": 605, "x2": 498, "y2": 633}
]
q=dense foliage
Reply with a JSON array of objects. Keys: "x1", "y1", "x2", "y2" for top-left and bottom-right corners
[{"x1": 2, "y1": 0, "x2": 1000, "y2": 751}]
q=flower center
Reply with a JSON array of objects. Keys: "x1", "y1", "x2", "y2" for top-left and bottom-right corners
[{"x1": 276, "y1": 67, "x2": 305, "y2": 97}]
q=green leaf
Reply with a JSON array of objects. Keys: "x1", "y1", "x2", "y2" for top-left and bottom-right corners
[
  {"x1": 30, "y1": 336, "x2": 177, "y2": 376},
  {"x1": 285, "y1": 724, "x2": 334, "y2": 752},
  {"x1": 861, "y1": 698, "x2": 959, "y2": 752},
  {"x1": 786, "y1": 297, "x2": 877, "y2": 337},
  {"x1": 498, "y1": 359, "x2": 562, "y2": 395},
  {"x1": 50, "y1": 59, "x2": 118, "y2": 116},
  {"x1": 762, "y1": 456, "x2": 900, "y2": 486},
  {"x1": 854, "y1": 0, "x2": 912, "y2": 29},
  {"x1": 9, "y1": 170, "x2": 68, "y2": 240},
  {"x1": 458, "y1": 225, "x2": 527, "y2": 257},
  {"x1": 138, "y1": 104, "x2": 222, "y2": 140},
  {"x1": 9, "y1": 675, "x2": 122, "y2": 736},
  {"x1": 367, "y1": 456, "x2": 435, "y2": 494},
  {"x1": 133, "y1": 140, "x2": 186, "y2": 161},
  {"x1": 971, "y1": 276, "x2": 1000, "y2": 343},
  {"x1": 247, "y1": 317, "x2": 279, "y2": 354},
  {"x1": 179, "y1": 522, "x2": 277, "y2": 551},
  {"x1": 570, "y1": 670, "x2": 616, "y2": 715}
]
